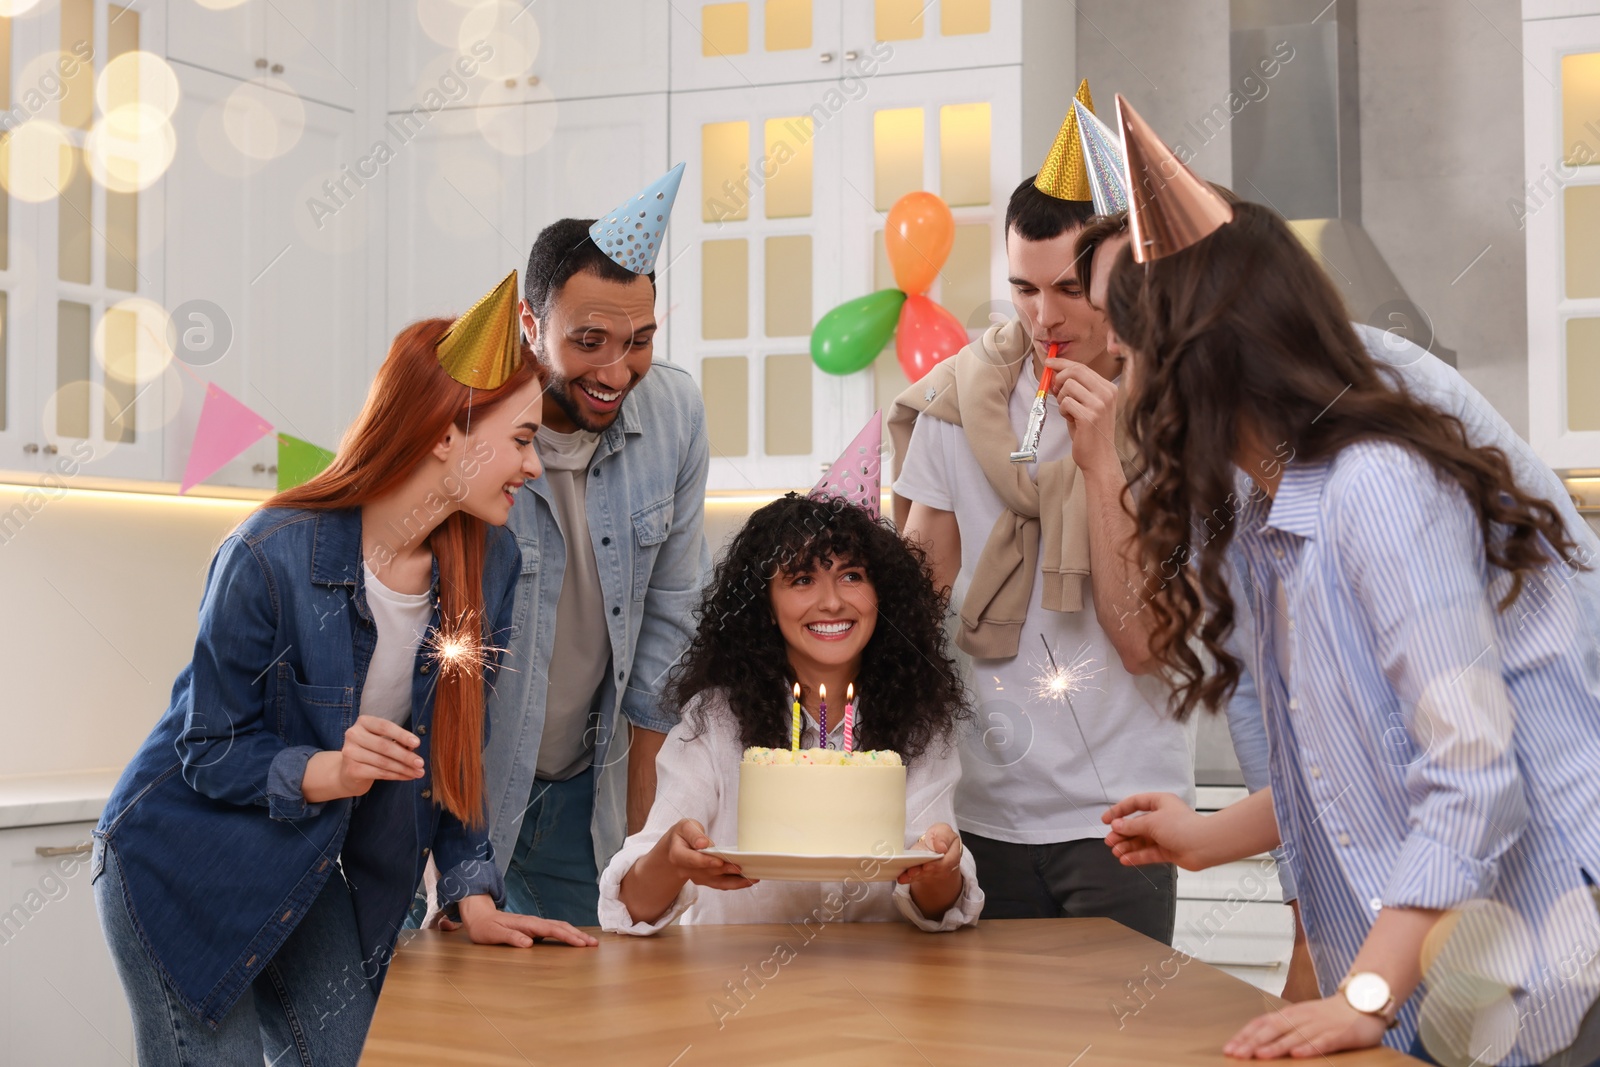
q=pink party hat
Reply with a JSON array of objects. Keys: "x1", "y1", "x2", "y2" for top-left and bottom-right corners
[{"x1": 810, "y1": 412, "x2": 882, "y2": 518}]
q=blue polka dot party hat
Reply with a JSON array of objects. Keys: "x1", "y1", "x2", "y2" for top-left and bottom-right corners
[{"x1": 588, "y1": 162, "x2": 686, "y2": 275}]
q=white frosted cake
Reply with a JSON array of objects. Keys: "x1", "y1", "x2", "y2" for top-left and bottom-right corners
[{"x1": 737, "y1": 747, "x2": 906, "y2": 855}]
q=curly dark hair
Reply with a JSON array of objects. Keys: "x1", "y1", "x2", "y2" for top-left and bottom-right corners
[
  {"x1": 1104, "y1": 201, "x2": 1583, "y2": 721},
  {"x1": 665, "y1": 494, "x2": 970, "y2": 762}
]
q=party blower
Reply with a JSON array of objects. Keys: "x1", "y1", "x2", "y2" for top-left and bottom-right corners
[{"x1": 1009, "y1": 342, "x2": 1058, "y2": 464}]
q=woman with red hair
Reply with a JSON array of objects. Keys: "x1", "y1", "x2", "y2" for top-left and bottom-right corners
[{"x1": 93, "y1": 275, "x2": 596, "y2": 1067}]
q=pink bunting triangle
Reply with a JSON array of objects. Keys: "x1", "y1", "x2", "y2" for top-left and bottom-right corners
[
  {"x1": 810, "y1": 412, "x2": 882, "y2": 518},
  {"x1": 181, "y1": 383, "x2": 275, "y2": 493}
]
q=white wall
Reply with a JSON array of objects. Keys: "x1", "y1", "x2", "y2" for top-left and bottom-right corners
[{"x1": 0, "y1": 486, "x2": 254, "y2": 777}]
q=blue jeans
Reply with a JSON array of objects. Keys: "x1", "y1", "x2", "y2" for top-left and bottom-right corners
[
  {"x1": 95, "y1": 844, "x2": 374, "y2": 1066},
  {"x1": 502, "y1": 765, "x2": 600, "y2": 925}
]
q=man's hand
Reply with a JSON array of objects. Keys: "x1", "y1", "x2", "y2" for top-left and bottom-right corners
[
  {"x1": 1046, "y1": 358, "x2": 1122, "y2": 478},
  {"x1": 455, "y1": 893, "x2": 598, "y2": 948},
  {"x1": 626, "y1": 725, "x2": 667, "y2": 835},
  {"x1": 302, "y1": 716, "x2": 425, "y2": 804}
]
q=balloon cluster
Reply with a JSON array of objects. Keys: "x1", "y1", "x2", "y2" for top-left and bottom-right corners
[{"x1": 810, "y1": 192, "x2": 969, "y2": 382}]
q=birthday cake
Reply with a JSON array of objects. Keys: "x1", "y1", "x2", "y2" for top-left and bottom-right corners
[{"x1": 737, "y1": 747, "x2": 906, "y2": 856}]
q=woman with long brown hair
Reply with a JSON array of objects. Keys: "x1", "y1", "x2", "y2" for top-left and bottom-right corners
[
  {"x1": 1094, "y1": 101, "x2": 1600, "y2": 1067},
  {"x1": 92, "y1": 274, "x2": 596, "y2": 1067}
]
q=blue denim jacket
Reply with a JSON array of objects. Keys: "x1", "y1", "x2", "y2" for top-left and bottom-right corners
[
  {"x1": 94, "y1": 506, "x2": 517, "y2": 1027},
  {"x1": 484, "y1": 360, "x2": 711, "y2": 873}
]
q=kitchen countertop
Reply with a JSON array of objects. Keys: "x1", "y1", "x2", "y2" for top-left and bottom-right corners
[{"x1": 0, "y1": 769, "x2": 120, "y2": 830}]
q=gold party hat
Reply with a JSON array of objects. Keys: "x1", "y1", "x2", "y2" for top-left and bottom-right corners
[
  {"x1": 1034, "y1": 79, "x2": 1096, "y2": 201},
  {"x1": 1117, "y1": 94, "x2": 1234, "y2": 263},
  {"x1": 436, "y1": 270, "x2": 522, "y2": 390}
]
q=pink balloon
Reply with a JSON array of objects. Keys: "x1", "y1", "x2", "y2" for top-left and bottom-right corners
[{"x1": 895, "y1": 295, "x2": 968, "y2": 382}]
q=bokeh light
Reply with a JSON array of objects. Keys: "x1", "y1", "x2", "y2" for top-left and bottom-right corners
[
  {"x1": 0, "y1": 121, "x2": 74, "y2": 203},
  {"x1": 459, "y1": 0, "x2": 538, "y2": 81},
  {"x1": 96, "y1": 51, "x2": 182, "y2": 119},
  {"x1": 222, "y1": 78, "x2": 306, "y2": 160},
  {"x1": 95, "y1": 298, "x2": 175, "y2": 387},
  {"x1": 86, "y1": 104, "x2": 178, "y2": 192}
]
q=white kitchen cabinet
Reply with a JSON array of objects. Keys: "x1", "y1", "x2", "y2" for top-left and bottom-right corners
[
  {"x1": 669, "y1": 79, "x2": 847, "y2": 491},
  {"x1": 164, "y1": 62, "x2": 366, "y2": 489},
  {"x1": 390, "y1": 0, "x2": 666, "y2": 111},
  {"x1": 840, "y1": 0, "x2": 1022, "y2": 75},
  {"x1": 167, "y1": 0, "x2": 364, "y2": 110},
  {"x1": 0, "y1": 821, "x2": 131, "y2": 1067},
  {"x1": 1177, "y1": 787, "x2": 1294, "y2": 995},
  {"x1": 384, "y1": 106, "x2": 530, "y2": 335},
  {"x1": 1522, "y1": 11, "x2": 1600, "y2": 469},
  {"x1": 0, "y1": 0, "x2": 170, "y2": 483},
  {"x1": 385, "y1": 92, "x2": 669, "y2": 341},
  {"x1": 669, "y1": 0, "x2": 845, "y2": 91}
]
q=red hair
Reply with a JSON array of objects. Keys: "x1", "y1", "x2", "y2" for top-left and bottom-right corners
[{"x1": 267, "y1": 318, "x2": 538, "y2": 826}]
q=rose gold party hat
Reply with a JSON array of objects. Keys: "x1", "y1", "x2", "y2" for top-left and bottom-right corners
[
  {"x1": 1034, "y1": 79, "x2": 1096, "y2": 202},
  {"x1": 1117, "y1": 94, "x2": 1233, "y2": 263},
  {"x1": 435, "y1": 270, "x2": 522, "y2": 390}
]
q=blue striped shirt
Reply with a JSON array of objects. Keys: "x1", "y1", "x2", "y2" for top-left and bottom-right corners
[{"x1": 1233, "y1": 439, "x2": 1600, "y2": 1063}]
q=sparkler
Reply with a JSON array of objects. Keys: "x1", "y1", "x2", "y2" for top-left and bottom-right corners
[
  {"x1": 1034, "y1": 634, "x2": 1112, "y2": 805},
  {"x1": 425, "y1": 609, "x2": 504, "y2": 680}
]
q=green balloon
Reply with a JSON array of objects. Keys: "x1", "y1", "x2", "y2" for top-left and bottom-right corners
[{"x1": 810, "y1": 289, "x2": 906, "y2": 375}]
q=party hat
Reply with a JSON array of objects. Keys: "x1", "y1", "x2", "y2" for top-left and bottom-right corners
[
  {"x1": 810, "y1": 412, "x2": 882, "y2": 518},
  {"x1": 1034, "y1": 79, "x2": 1095, "y2": 201},
  {"x1": 1073, "y1": 98, "x2": 1128, "y2": 215},
  {"x1": 436, "y1": 270, "x2": 522, "y2": 390},
  {"x1": 1117, "y1": 94, "x2": 1233, "y2": 263},
  {"x1": 589, "y1": 162, "x2": 685, "y2": 275}
]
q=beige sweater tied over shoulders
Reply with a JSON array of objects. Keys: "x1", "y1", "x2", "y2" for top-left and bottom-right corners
[{"x1": 886, "y1": 318, "x2": 1092, "y2": 662}]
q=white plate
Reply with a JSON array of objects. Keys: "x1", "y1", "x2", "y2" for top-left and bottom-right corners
[{"x1": 700, "y1": 848, "x2": 941, "y2": 883}]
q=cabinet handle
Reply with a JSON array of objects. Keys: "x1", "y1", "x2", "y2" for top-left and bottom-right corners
[
  {"x1": 505, "y1": 77, "x2": 516, "y2": 88},
  {"x1": 271, "y1": 63, "x2": 284, "y2": 74},
  {"x1": 256, "y1": 58, "x2": 269, "y2": 69},
  {"x1": 22, "y1": 442, "x2": 38, "y2": 454},
  {"x1": 845, "y1": 50, "x2": 860, "y2": 61},
  {"x1": 35, "y1": 843, "x2": 91, "y2": 857},
  {"x1": 527, "y1": 75, "x2": 540, "y2": 87},
  {"x1": 252, "y1": 463, "x2": 279, "y2": 475},
  {"x1": 43, "y1": 443, "x2": 58, "y2": 455},
  {"x1": 819, "y1": 52, "x2": 834, "y2": 63}
]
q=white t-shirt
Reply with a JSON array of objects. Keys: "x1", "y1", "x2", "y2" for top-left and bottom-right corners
[
  {"x1": 534, "y1": 424, "x2": 612, "y2": 782},
  {"x1": 893, "y1": 360, "x2": 1196, "y2": 845},
  {"x1": 360, "y1": 562, "x2": 433, "y2": 725}
]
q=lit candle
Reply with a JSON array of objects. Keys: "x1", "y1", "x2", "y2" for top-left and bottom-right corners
[
  {"x1": 818, "y1": 683, "x2": 828, "y2": 750},
  {"x1": 843, "y1": 682, "x2": 856, "y2": 753},
  {"x1": 791, "y1": 682, "x2": 802, "y2": 752}
]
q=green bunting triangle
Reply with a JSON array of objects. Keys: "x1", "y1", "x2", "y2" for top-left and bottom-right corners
[{"x1": 277, "y1": 433, "x2": 335, "y2": 491}]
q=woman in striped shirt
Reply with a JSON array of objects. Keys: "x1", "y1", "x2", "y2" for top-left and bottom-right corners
[{"x1": 1098, "y1": 200, "x2": 1600, "y2": 1065}]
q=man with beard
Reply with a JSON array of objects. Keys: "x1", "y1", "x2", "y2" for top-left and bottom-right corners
[{"x1": 486, "y1": 166, "x2": 712, "y2": 925}]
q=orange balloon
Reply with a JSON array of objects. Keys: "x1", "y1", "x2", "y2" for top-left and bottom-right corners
[{"x1": 885, "y1": 192, "x2": 955, "y2": 296}]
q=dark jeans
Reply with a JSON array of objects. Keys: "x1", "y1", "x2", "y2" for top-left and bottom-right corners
[
  {"x1": 965, "y1": 832, "x2": 1178, "y2": 944},
  {"x1": 502, "y1": 764, "x2": 600, "y2": 926}
]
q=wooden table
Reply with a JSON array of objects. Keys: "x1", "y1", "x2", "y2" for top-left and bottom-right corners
[{"x1": 362, "y1": 919, "x2": 1422, "y2": 1066}]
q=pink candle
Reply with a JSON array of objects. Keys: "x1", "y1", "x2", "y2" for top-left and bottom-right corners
[{"x1": 843, "y1": 683, "x2": 856, "y2": 753}]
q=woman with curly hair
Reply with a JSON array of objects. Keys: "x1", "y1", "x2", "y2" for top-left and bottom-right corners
[
  {"x1": 598, "y1": 494, "x2": 982, "y2": 933},
  {"x1": 1096, "y1": 194, "x2": 1600, "y2": 1063}
]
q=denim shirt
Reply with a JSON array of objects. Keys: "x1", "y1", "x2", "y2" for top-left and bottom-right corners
[
  {"x1": 484, "y1": 360, "x2": 711, "y2": 875},
  {"x1": 94, "y1": 507, "x2": 518, "y2": 1027}
]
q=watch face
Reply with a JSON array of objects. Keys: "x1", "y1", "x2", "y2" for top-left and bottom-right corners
[{"x1": 1345, "y1": 972, "x2": 1391, "y2": 1013}]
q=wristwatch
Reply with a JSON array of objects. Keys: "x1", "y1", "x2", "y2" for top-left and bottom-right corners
[{"x1": 1338, "y1": 971, "x2": 1399, "y2": 1029}]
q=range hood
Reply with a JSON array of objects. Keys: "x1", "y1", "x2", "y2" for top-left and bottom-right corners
[{"x1": 1230, "y1": 0, "x2": 1457, "y2": 365}]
